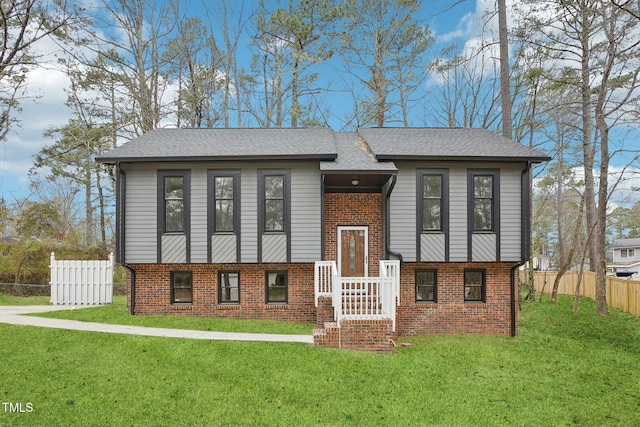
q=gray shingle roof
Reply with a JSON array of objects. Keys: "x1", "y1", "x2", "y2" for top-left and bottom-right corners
[
  {"x1": 358, "y1": 128, "x2": 550, "y2": 162},
  {"x1": 96, "y1": 128, "x2": 337, "y2": 163},
  {"x1": 320, "y1": 133, "x2": 397, "y2": 173},
  {"x1": 97, "y1": 127, "x2": 550, "y2": 165},
  {"x1": 612, "y1": 238, "x2": 640, "y2": 248}
]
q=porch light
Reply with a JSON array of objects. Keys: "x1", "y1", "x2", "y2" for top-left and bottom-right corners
[{"x1": 351, "y1": 178, "x2": 360, "y2": 186}]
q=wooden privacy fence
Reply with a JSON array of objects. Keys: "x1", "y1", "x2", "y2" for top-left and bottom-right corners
[
  {"x1": 50, "y1": 252, "x2": 115, "y2": 305},
  {"x1": 524, "y1": 271, "x2": 640, "y2": 316}
]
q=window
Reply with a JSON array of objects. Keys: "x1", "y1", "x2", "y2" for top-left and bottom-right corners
[
  {"x1": 209, "y1": 171, "x2": 240, "y2": 233},
  {"x1": 171, "y1": 271, "x2": 192, "y2": 304},
  {"x1": 416, "y1": 270, "x2": 437, "y2": 302},
  {"x1": 158, "y1": 170, "x2": 190, "y2": 234},
  {"x1": 473, "y1": 176, "x2": 493, "y2": 231},
  {"x1": 264, "y1": 176, "x2": 284, "y2": 231},
  {"x1": 468, "y1": 170, "x2": 499, "y2": 234},
  {"x1": 464, "y1": 270, "x2": 485, "y2": 302},
  {"x1": 218, "y1": 271, "x2": 239, "y2": 304},
  {"x1": 422, "y1": 175, "x2": 443, "y2": 231},
  {"x1": 165, "y1": 176, "x2": 185, "y2": 232},
  {"x1": 621, "y1": 249, "x2": 635, "y2": 258},
  {"x1": 266, "y1": 271, "x2": 287, "y2": 303}
]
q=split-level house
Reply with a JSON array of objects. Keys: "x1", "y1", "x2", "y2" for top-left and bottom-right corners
[
  {"x1": 608, "y1": 238, "x2": 640, "y2": 279},
  {"x1": 97, "y1": 128, "x2": 549, "y2": 351}
]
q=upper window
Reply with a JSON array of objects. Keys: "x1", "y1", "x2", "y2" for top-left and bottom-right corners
[
  {"x1": 469, "y1": 170, "x2": 499, "y2": 233},
  {"x1": 621, "y1": 249, "x2": 635, "y2": 258},
  {"x1": 209, "y1": 171, "x2": 240, "y2": 233},
  {"x1": 164, "y1": 176, "x2": 185, "y2": 232},
  {"x1": 266, "y1": 271, "x2": 287, "y2": 303},
  {"x1": 171, "y1": 271, "x2": 193, "y2": 304},
  {"x1": 259, "y1": 170, "x2": 290, "y2": 234},
  {"x1": 416, "y1": 270, "x2": 437, "y2": 302},
  {"x1": 219, "y1": 271, "x2": 240, "y2": 304},
  {"x1": 265, "y1": 176, "x2": 284, "y2": 231},
  {"x1": 418, "y1": 170, "x2": 448, "y2": 235},
  {"x1": 464, "y1": 270, "x2": 485, "y2": 302},
  {"x1": 159, "y1": 170, "x2": 190, "y2": 234},
  {"x1": 473, "y1": 176, "x2": 493, "y2": 231},
  {"x1": 423, "y1": 175, "x2": 443, "y2": 231}
]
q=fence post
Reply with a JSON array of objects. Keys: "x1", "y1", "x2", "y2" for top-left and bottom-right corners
[{"x1": 49, "y1": 252, "x2": 57, "y2": 305}]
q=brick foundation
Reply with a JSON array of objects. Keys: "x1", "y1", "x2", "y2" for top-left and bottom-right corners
[
  {"x1": 126, "y1": 263, "x2": 316, "y2": 323},
  {"x1": 395, "y1": 262, "x2": 518, "y2": 336}
]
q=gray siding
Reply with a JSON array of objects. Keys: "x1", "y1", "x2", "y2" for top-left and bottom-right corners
[
  {"x1": 389, "y1": 162, "x2": 525, "y2": 263},
  {"x1": 448, "y1": 165, "x2": 468, "y2": 262},
  {"x1": 161, "y1": 234, "x2": 187, "y2": 263},
  {"x1": 123, "y1": 165, "x2": 157, "y2": 263},
  {"x1": 211, "y1": 234, "x2": 237, "y2": 263},
  {"x1": 190, "y1": 167, "x2": 208, "y2": 263},
  {"x1": 240, "y1": 167, "x2": 258, "y2": 263},
  {"x1": 389, "y1": 166, "x2": 417, "y2": 261},
  {"x1": 500, "y1": 166, "x2": 522, "y2": 262},
  {"x1": 262, "y1": 233, "x2": 287, "y2": 263},
  {"x1": 421, "y1": 233, "x2": 446, "y2": 262},
  {"x1": 290, "y1": 164, "x2": 322, "y2": 262},
  {"x1": 471, "y1": 233, "x2": 497, "y2": 262}
]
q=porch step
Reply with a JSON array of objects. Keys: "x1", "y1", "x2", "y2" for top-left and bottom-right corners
[{"x1": 313, "y1": 319, "x2": 397, "y2": 353}]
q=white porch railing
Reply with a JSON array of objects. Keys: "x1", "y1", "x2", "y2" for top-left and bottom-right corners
[
  {"x1": 50, "y1": 252, "x2": 115, "y2": 305},
  {"x1": 314, "y1": 260, "x2": 400, "y2": 331}
]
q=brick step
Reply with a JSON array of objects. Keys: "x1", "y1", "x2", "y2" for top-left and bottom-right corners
[{"x1": 313, "y1": 319, "x2": 397, "y2": 353}]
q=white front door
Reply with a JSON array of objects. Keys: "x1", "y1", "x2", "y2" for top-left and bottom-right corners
[{"x1": 337, "y1": 226, "x2": 368, "y2": 277}]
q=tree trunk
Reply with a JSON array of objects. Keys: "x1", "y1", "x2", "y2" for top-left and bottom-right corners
[{"x1": 498, "y1": 0, "x2": 512, "y2": 139}]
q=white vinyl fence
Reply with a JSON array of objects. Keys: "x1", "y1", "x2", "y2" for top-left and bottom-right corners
[{"x1": 49, "y1": 252, "x2": 115, "y2": 305}]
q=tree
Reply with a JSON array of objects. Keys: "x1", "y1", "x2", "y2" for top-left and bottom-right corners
[
  {"x1": 340, "y1": 0, "x2": 431, "y2": 127},
  {"x1": 0, "y1": 0, "x2": 83, "y2": 141},
  {"x1": 498, "y1": 0, "x2": 512, "y2": 139},
  {"x1": 518, "y1": 0, "x2": 640, "y2": 315},
  {"x1": 252, "y1": 0, "x2": 341, "y2": 128},
  {"x1": 165, "y1": 17, "x2": 222, "y2": 128}
]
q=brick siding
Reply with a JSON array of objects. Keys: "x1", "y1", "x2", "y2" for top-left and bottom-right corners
[
  {"x1": 126, "y1": 263, "x2": 316, "y2": 322},
  {"x1": 396, "y1": 262, "x2": 518, "y2": 336},
  {"x1": 324, "y1": 192, "x2": 383, "y2": 276}
]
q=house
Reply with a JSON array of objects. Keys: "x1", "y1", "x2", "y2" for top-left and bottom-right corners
[
  {"x1": 97, "y1": 127, "x2": 549, "y2": 351},
  {"x1": 608, "y1": 238, "x2": 640, "y2": 279}
]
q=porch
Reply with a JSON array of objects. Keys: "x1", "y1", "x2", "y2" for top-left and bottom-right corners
[{"x1": 313, "y1": 260, "x2": 400, "y2": 352}]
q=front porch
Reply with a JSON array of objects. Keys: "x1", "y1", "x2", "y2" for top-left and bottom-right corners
[{"x1": 312, "y1": 260, "x2": 400, "y2": 352}]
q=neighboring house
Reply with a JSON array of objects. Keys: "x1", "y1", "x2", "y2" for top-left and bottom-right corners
[
  {"x1": 608, "y1": 238, "x2": 640, "y2": 279},
  {"x1": 97, "y1": 127, "x2": 549, "y2": 351}
]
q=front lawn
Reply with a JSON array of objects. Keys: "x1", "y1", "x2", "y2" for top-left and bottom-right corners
[{"x1": 1, "y1": 295, "x2": 639, "y2": 426}]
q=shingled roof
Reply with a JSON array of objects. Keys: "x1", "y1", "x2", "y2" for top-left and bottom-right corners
[
  {"x1": 97, "y1": 127, "x2": 550, "y2": 164},
  {"x1": 96, "y1": 128, "x2": 338, "y2": 163},
  {"x1": 358, "y1": 128, "x2": 550, "y2": 162},
  {"x1": 320, "y1": 132, "x2": 397, "y2": 173}
]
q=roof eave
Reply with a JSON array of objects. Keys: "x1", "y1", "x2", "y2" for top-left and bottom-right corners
[
  {"x1": 96, "y1": 153, "x2": 338, "y2": 164},
  {"x1": 375, "y1": 155, "x2": 552, "y2": 163}
]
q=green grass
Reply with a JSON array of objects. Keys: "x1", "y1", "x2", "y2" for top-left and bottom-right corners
[
  {"x1": 0, "y1": 294, "x2": 50, "y2": 305},
  {"x1": 1, "y1": 295, "x2": 640, "y2": 426},
  {"x1": 30, "y1": 296, "x2": 315, "y2": 335}
]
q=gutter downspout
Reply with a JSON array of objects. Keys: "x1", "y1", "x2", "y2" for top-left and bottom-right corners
[
  {"x1": 385, "y1": 175, "x2": 403, "y2": 263},
  {"x1": 510, "y1": 161, "x2": 533, "y2": 337},
  {"x1": 117, "y1": 162, "x2": 136, "y2": 315}
]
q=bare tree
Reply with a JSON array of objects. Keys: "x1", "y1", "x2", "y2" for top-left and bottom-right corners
[{"x1": 0, "y1": 0, "x2": 82, "y2": 141}]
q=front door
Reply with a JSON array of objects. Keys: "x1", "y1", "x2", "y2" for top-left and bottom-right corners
[{"x1": 337, "y1": 226, "x2": 368, "y2": 277}]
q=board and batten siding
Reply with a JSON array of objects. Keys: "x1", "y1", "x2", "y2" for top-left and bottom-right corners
[
  {"x1": 121, "y1": 161, "x2": 321, "y2": 265},
  {"x1": 389, "y1": 162, "x2": 525, "y2": 263}
]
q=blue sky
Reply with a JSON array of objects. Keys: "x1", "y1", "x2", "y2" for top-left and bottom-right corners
[{"x1": 1, "y1": 0, "x2": 638, "y2": 206}]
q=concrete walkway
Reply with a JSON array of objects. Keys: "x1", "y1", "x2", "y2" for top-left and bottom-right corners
[{"x1": 0, "y1": 305, "x2": 314, "y2": 344}]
